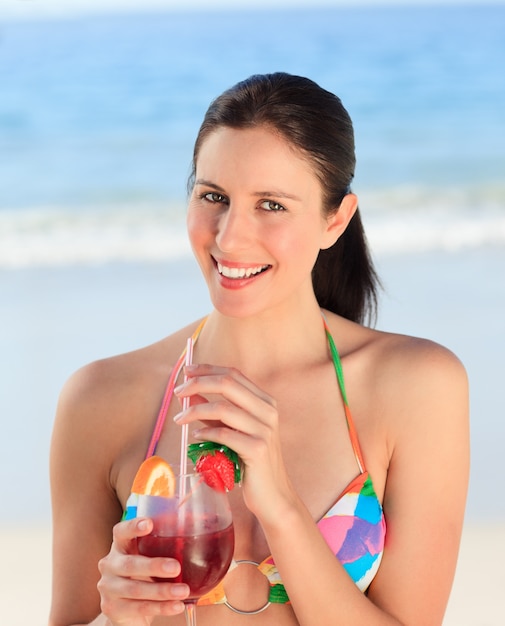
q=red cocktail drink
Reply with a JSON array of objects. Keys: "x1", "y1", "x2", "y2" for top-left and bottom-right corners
[
  {"x1": 138, "y1": 522, "x2": 234, "y2": 598},
  {"x1": 136, "y1": 472, "x2": 234, "y2": 625}
]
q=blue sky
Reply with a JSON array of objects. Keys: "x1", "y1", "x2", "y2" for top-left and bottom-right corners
[{"x1": 1, "y1": 0, "x2": 501, "y2": 20}]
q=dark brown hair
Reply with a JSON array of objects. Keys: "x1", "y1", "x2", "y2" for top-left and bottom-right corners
[{"x1": 189, "y1": 72, "x2": 380, "y2": 325}]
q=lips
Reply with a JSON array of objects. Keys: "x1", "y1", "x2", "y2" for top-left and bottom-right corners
[{"x1": 216, "y1": 261, "x2": 270, "y2": 279}]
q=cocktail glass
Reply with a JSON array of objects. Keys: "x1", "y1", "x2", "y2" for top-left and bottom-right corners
[{"x1": 137, "y1": 472, "x2": 234, "y2": 625}]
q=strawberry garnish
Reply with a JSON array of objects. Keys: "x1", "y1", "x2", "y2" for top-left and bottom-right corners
[
  {"x1": 196, "y1": 450, "x2": 236, "y2": 492},
  {"x1": 187, "y1": 442, "x2": 241, "y2": 492}
]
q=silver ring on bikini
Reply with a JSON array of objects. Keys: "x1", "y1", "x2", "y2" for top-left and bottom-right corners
[{"x1": 223, "y1": 559, "x2": 271, "y2": 615}]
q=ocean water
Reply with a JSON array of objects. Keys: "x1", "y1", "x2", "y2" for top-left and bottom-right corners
[
  {"x1": 1, "y1": 5, "x2": 505, "y2": 524},
  {"x1": 1, "y1": 4, "x2": 504, "y2": 267}
]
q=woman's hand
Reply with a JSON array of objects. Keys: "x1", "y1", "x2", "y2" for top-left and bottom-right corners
[
  {"x1": 97, "y1": 517, "x2": 189, "y2": 625},
  {"x1": 174, "y1": 364, "x2": 297, "y2": 524}
]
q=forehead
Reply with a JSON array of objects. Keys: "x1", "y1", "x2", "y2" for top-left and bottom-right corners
[{"x1": 195, "y1": 126, "x2": 320, "y2": 190}]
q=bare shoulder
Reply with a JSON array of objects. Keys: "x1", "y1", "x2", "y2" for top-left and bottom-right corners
[
  {"x1": 373, "y1": 330, "x2": 467, "y2": 389},
  {"x1": 56, "y1": 345, "x2": 150, "y2": 447},
  {"x1": 51, "y1": 319, "x2": 205, "y2": 500},
  {"x1": 360, "y1": 328, "x2": 470, "y2": 480},
  {"x1": 373, "y1": 330, "x2": 468, "y2": 413},
  {"x1": 57, "y1": 319, "x2": 203, "y2": 426},
  {"x1": 327, "y1": 311, "x2": 468, "y2": 395},
  {"x1": 326, "y1": 312, "x2": 469, "y2": 458}
]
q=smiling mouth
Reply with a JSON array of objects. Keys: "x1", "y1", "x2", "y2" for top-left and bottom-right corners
[{"x1": 216, "y1": 261, "x2": 271, "y2": 279}]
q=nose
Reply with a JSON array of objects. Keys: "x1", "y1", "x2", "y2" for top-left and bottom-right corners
[{"x1": 215, "y1": 205, "x2": 253, "y2": 253}]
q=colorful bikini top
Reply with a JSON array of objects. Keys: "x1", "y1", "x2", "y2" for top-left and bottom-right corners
[{"x1": 124, "y1": 318, "x2": 386, "y2": 614}]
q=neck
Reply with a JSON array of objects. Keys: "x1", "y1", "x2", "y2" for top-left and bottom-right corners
[{"x1": 195, "y1": 299, "x2": 331, "y2": 380}]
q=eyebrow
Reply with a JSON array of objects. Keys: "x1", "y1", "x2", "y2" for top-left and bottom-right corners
[
  {"x1": 194, "y1": 179, "x2": 301, "y2": 202},
  {"x1": 194, "y1": 179, "x2": 226, "y2": 193}
]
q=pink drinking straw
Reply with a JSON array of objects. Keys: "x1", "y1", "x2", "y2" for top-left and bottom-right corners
[{"x1": 179, "y1": 337, "x2": 194, "y2": 480}]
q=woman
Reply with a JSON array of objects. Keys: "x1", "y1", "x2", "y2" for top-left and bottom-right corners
[{"x1": 49, "y1": 73, "x2": 469, "y2": 626}]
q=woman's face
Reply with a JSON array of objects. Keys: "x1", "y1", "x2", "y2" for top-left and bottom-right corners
[{"x1": 187, "y1": 125, "x2": 338, "y2": 319}]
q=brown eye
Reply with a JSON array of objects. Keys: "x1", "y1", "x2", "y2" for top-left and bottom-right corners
[
  {"x1": 203, "y1": 192, "x2": 227, "y2": 204},
  {"x1": 260, "y1": 200, "x2": 286, "y2": 212}
]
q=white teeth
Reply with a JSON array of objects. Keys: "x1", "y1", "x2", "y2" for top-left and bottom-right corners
[{"x1": 217, "y1": 262, "x2": 268, "y2": 279}]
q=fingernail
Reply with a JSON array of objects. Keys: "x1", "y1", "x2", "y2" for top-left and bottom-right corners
[
  {"x1": 173, "y1": 412, "x2": 183, "y2": 423},
  {"x1": 173, "y1": 601, "x2": 185, "y2": 613},
  {"x1": 173, "y1": 383, "x2": 185, "y2": 394},
  {"x1": 162, "y1": 560, "x2": 180, "y2": 576},
  {"x1": 137, "y1": 519, "x2": 149, "y2": 532},
  {"x1": 171, "y1": 584, "x2": 189, "y2": 598}
]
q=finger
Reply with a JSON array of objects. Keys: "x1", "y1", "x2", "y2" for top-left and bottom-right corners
[
  {"x1": 124, "y1": 552, "x2": 183, "y2": 580},
  {"x1": 101, "y1": 571, "x2": 189, "y2": 602},
  {"x1": 111, "y1": 518, "x2": 153, "y2": 552},
  {"x1": 177, "y1": 392, "x2": 208, "y2": 408},
  {"x1": 176, "y1": 372, "x2": 276, "y2": 425},
  {"x1": 98, "y1": 557, "x2": 188, "y2": 622},
  {"x1": 175, "y1": 400, "x2": 274, "y2": 442},
  {"x1": 183, "y1": 364, "x2": 275, "y2": 406},
  {"x1": 100, "y1": 594, "x2": 186, "y2": 621},
  {"x1": 102, "y1": 545, "x2": 183, "y2": 583},
  {"x1": 193, "y1": 421, "x2": 274, "y2": 463}
]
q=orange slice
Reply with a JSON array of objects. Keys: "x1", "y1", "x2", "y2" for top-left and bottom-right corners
[{"x1": 131, "y1": 455, "x2": 176, "y2": 497}]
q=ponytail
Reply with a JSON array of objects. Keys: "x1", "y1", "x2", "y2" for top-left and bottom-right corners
[{"x1": 313, "y1": 208, "x2": 380, "y2": 325}]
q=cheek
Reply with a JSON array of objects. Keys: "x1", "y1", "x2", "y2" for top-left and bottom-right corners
[
  {"x1": 186, "y1": 207, "x2": 211, "y2": 250},
  {"x1": 186, "y1": 211, "x2": 198, "y2": 246},
  {"x1": 271, "y1": 222, "x2": 321, "y2": 268}
]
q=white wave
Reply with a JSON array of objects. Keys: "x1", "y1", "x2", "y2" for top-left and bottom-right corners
[
  {"x1": 0, "y1": 205, "x2": 192, "y2": 269},
  {"x1": 0, "y1": 191, "x2": 504, "y2": 269},
  {"x1": 359, "y1": 185, "x2": 505, "y2": 255},
  {"x1": 366, "y1": 209, "x2": 505, "y2": 256}
]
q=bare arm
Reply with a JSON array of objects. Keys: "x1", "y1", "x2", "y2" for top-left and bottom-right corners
[
  {"x1": 49, "y1": 362, "x2": 189, "y2": 626},
  {"x1": 175, "y1": 339, "x2": 469, "y2": 625},
  {"x1": 366, "y1": 341, "x2": 469, "y2": 623},
  {"x1": 263, "y1": 341, "x2": 469, "y2": 625},
  {"x1": 49, "y1": 364, "x2": 123, "y2": 625}
]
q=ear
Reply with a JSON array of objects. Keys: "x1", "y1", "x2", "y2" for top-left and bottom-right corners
[{"x1": 320, "y1": 193, "x2": 358, "y2": 250}]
